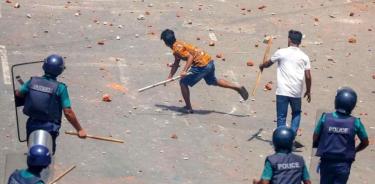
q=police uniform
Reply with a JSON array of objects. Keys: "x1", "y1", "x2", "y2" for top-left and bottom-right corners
[
  {"x1": 7, "y1": 169, "x2": 44, "y2": 184},
  {"x1": 19, "y1": 74, "x2": 71, "y2": 153},
  {"x1": 261, "y1": 152, "x2": 310, "y2": 184},
  {"x1": 315, "y1": 112, "x2": 368, "y2": 184}
]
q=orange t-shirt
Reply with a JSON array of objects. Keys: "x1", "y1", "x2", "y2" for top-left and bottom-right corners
[{"x1": 172, "y1": 40, "x2": 212, "y2": 67}]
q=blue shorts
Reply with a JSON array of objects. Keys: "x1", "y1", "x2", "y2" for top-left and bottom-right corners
[{"x1": 180, "y1": 61, "x2": 218, "y2": 87}]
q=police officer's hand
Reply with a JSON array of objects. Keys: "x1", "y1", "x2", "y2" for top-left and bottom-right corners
[
  {"x1": 77, "y1": 129, "x2": 87, "y2": 138},
  {"x1": 304, "y1": 91, "x2": 311, "y2": 103}
]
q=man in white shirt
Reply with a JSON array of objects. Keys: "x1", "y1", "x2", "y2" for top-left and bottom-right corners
[{"x1": 259, "y1": 30, "x2": 312, "y2": 138}]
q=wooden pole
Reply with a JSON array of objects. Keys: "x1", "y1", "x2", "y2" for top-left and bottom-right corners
[
  {"x1": 48, "y1": 165, "x2": 76, "y2": 184},
  {"x1": 138, "y1": 72, "x2": 192, "y2": 92},
  {"x1": 65, "y1": 131, "x2": 124, "y2": 143},
  {"x1": 251, "y1": 37, "x2": 273, "y2": 96}
]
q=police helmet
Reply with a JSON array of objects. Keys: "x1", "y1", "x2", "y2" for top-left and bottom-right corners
[
  {"x1": 27, "y1": 145, "x2": 51, "y2": 168},
  {"x1": 335, "y1": 87, "x2": 357, "y2": 115},
  {"x1": 42, "y1": 54, "x2": 65, "y2": 76},
  {"x1": 272, "y1": 126, "x2": 295, "y2": 152}
]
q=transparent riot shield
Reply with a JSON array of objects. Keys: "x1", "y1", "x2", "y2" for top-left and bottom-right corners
[
  {"x1": 309, "y1": 109, "x2": 329, "y2": 183},
  {"x1": 11, "y1": 61, "x2": 44, "y2": 142}
]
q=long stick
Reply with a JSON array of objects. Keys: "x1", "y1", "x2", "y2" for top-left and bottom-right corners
[
  {"x1": 65, "y1": 131, "x2": 124, "y2": 143},
  {"x1": 251, "y1": 38, "x2": 273, "y2": 96},
  {"x1": 48, "y1": 165, "x2": 76, "y2": 184},
  {"x1": 138, "y1": 72, "x2": 192, "y2": 92}
]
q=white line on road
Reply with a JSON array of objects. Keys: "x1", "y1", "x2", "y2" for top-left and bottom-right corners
[
  {"x1": 0, "y1": 45, "x2": 11, "y2": 85},
  {"x1": 209, "y1": 32, "x2": 218, "y2": 42}
]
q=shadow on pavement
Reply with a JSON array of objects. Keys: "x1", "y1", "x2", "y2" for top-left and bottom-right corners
[{"x1": 154, "y1": 104, "x2": 249, "y2": 117}]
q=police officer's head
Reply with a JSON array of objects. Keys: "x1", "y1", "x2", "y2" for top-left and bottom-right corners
[
  {"x1": 335, "y1": 87, "x2": 357, "y2": 115},
  {"x1": 273, "y1": 126, "x2": 295, "y2": 153},
  {"x1": 161, "y1": 29, "x2": 176, "y2": 47},
  {"x1": 42, "y1": 54, "x2": 65, "y2": 77},
  {"x1": 27, "y1": 145, "x2": 51, "y2": 171},
  {"x1": 288, "y1": 30, "x2": 303, "y2": 46}
]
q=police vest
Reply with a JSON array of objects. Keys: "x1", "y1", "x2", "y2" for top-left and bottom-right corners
[
  {"x1": 23, "y1": 77, "x2": 63, "y2": 122},
  {"x1": 8, "y1": 170, "x2": 43, "y2": 184},
  {"x1": 316, "y1": 113, "x2": 356, "y2": 161},
  {"x1": 266, "y1": 153, "x2": 304, "y2": 184}
]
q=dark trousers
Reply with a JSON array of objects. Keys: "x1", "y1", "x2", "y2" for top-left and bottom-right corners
[
  {"x1": 320, "y1": 160, "x2": 352, "y2": 184},
  {"x1": 26, "y1": 118, "x2": 61, "y2": 154}
]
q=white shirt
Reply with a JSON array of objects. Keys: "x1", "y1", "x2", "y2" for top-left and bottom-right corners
[{"x1": 270, "y1": 46, "x2": 310, "y2": 98}]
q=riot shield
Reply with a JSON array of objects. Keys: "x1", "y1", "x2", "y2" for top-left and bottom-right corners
[
  {"x1": 309, "y1": 108, "x2": 329, "y2": 183},
  {"x1": 11, "y1": 61, "x2": 44, "y2": 142}
]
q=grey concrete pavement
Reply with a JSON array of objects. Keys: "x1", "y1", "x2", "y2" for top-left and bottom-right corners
[{"x1": 0, "y1": 0, "x2": 374, "y2": 183}]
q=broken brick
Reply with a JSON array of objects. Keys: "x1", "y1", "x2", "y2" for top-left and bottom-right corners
[
  {"x1": 216, "y1": 53, "x2": 223, "y2": 59},
  {"x1": 246, "y1": 60, "x2": 254, "y2": 66},
  {"x1": 97, "y1": 40, "x2": 105, "y2": 45},
  {"x1": 264, "y1": 82, "x2": 272, "y2": 90},
  {"x1": 171, "y1": 134, "x2": 178, "y2": 139},
  {"x1": 258, "y1": 5, "x2": 266, "y2": 10},
  {"x1": 102, "y1": 94, "x2": 111, "y2": 102},
  {"x1": 348, "y1": 37, "x2": 357, "y2": 43}
]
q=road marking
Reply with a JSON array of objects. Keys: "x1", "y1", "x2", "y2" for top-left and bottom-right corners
[
  {"x1": 208, "y1": 32, "x2": 218, "y2": 42},
  {"x1": 0, "y1": 45, "x2": 11, "y2": 85}
]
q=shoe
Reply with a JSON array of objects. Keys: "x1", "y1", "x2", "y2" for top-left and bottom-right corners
[{"x1": 238, "y1": 86, "x2": 249, "y2": 100}]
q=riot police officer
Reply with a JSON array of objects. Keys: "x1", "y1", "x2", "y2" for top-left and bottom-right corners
[
  {"x1": 253, "y1": 126, "x2": 311, "y2": 184},
  {"x1": 15, "y1": 54, "x2": 87, "y2": 153},
  {"x1": 7, "y1": 144, "x2": 51, "y2": 184},
  {"x1": 313, "y1": 87, "x2": 369, "y2": 184}
]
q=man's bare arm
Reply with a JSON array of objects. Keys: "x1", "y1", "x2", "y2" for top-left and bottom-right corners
[
  {"x1": 168, "y1": 55, "x2": 181, "y2": 78},
  {"x1": 304, "y1": 70, "x2": 312, "y2": 102},
  {"x1": 303, "y1": 180, "x2": 312, "y2": 184},
  {"x1": 63, "y1": 108, "x2": 86, "y2": 138},
  {"x1": 259, "y1": 59, "x2": 274, "y2": 71},
  {"x1": 181, "y1": 54, "x2": 194, "y2": 73},
  {"x1": 356, "y1": 138, "x2": 369, "y2": 153}
]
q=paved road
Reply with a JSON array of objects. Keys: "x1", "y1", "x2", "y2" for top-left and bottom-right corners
[{"x1": 0, "y1": 0, "x2": 374, "y2": 183}]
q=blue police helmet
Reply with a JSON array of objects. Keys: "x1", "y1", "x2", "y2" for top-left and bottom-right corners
[
  {"x1": 335, "y1": 87, "x2": 357, "y2": 115},
  {"x1": 272, "y1": 126, "x2": 295, "y2": 152},
  {"x1": 27, "y1": 145, "x2": 51, "y2": 168},
  {"x1": 42, "y1": 54, "x2": 65, "y2": 77}
]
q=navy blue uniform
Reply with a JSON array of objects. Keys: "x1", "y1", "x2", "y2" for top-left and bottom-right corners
[
  {"x1": 315, "y1": 113, "x2": 362, "y2": 184},
  {"x1": 21, "y1": 76, "x2": 67, "y2": 154},
  {"x1": 264, "y1": 153, "x2": 308, "y2": 184}
]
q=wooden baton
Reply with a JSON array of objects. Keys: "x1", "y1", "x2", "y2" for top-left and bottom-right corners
[
  {"x1": 65, "y1": 131, "x2": 124, "y2": 143},
  {"x1": 48, "y1": 165, "x2": 76, "y2": 184},
  {"x1": 251, "y1": 37, "x2": 273, "y2": 96},
  {"x1": 138, "y1": 72, "x2": 192, "y2": 92}
]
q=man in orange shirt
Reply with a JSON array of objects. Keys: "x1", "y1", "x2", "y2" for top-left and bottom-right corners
[{"x1": 161, "y1": 29, "x2": 249, "y2": 113}]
